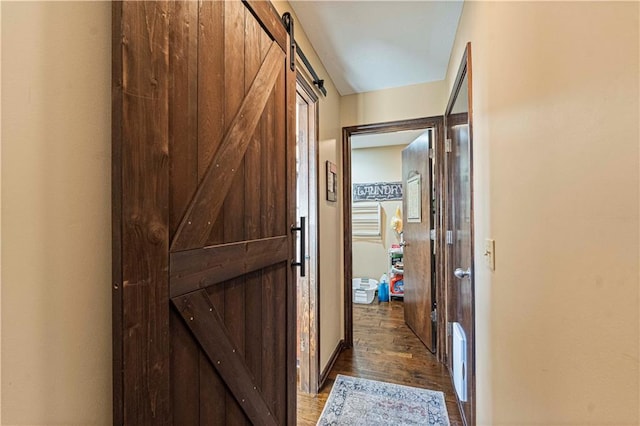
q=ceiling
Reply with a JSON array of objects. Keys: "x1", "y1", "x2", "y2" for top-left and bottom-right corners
[
  {"x1": 352, "y1": 128, "x2": 430, "y2": 150},
  {"x1": 289, "y1": 1, "x2": 464, "y2": 96}
]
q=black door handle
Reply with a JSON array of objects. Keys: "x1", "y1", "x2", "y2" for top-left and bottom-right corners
[{"x1": 291, "y1": 217, "x2": 306, "y2": 277}]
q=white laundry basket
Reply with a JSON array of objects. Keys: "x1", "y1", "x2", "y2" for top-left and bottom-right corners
[{"x1": 352, "y1": 277, "x2": 379, "y2": 304}]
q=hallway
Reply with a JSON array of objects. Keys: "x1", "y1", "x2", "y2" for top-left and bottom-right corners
[{"x1": 297, "y1": 300, "x2": 463, "y2": 425}]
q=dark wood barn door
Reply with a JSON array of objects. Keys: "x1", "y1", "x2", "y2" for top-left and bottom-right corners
[{"x1": 112, "y1": 1, "x2": 296, "y2": 424}]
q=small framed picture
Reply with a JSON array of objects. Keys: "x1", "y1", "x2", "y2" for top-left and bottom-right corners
[
  {"x1": 406, "y1": 174, "x2": 422, "y2": 223},
  {"x1": 326, "y1": 161, "x2": 337, "y2": 202}
]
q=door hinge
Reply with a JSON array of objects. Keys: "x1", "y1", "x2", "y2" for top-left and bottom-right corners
[
  {"x1": 446, "y1": 230, "x2": 453, "y2": 245},
  {"x1": 447, "y1": 322, "x2": 453, "y2": 337},
  {"x1": 445, "y1": 138, "x2": 452, "y2": 153},
  {"x1": 430, "y1": 229, "x2": 436, "y2": 241},
  {"x1": 430, "y1": 309, "x2": 437, "y2": 323},
  {"x1": 428, "y1": 148, "x2": 434, "y2": 159}
]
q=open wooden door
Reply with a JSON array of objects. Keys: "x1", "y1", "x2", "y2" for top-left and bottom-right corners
[
  {"x1": 402, "y1": 134, "x2": 435, "y2": 352},
  {"x1": 112, "y1": 1, "x2": 296, "y2": 424}
]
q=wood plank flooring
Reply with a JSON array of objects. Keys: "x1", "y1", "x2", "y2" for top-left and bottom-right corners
[{"x1": 297, "y1": 299, "x2": 463, "y2": 425}]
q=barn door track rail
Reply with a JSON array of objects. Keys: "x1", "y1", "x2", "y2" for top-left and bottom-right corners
[{"x1": 281, "y1": 12, "x2": 327, "y2": 96}]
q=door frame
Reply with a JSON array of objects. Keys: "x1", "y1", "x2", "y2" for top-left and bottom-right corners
[
  {"x1": 295, "y1": 73, "x2": 321, "y2": 394},
  {"x1": 341, "y1": 116, "x2": 447, "y2": 362},
  {"x1": 444, "y1": 42, "x2": 475, "y2": 426}
]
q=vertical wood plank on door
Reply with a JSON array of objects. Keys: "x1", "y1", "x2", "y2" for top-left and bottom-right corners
[
  {"x1": 199, "y1": 0, "x2": 225, "y2": 245},
  {"x1": 274, "y1": 69, "x2": 287, "y2": 237},
  {"x1": 197, "y1": 0, "x2": 224, "y2": 180},
  {"x1": 223, "y1": 2, "x2": 248, "y2": 424},
  {"x1": 222, "y1": 0, "x2": 246, "y2": 246},
  {"x1": 259, "y1": 25, "x2": 278, "y2": 417},
  {"x1": 199, "y1": 351, "x2": 226, "y2": 425},
  {"x1": 261, "y1": 54, "x2": 277, "y2": 238},
  {"x1": 202, "y1": 283, "x2": 227, "y2": 425},
  {"x1": 168, "y1": 3, "x2": 200, "y2": 419},
  {"x1": 170, "y1": 309, "x2": 199, "y2": 425},
  {"x1": 198, "y1": 0, "x2": 226, "y2": 320},
  {"x1": 274, "y1": 264, "x2": 288, "y2": 423},
  {"x1": 196, "y1": 2, "x2": 228, "y2": 422},
  {"x1": 260, "y1": 35, "x2": 283, "y2": 420},
  {"x1": 119, "y1": 2, "x2": 171, "y2": 423},
  {"x1": 169, "y1": 0, "x2": 199, "y2": 237},
  {"x1": 244, "y1": 270, "x2": 263, "y2": 386},
  {"x1": 244, "y1": 10, "x2": 263, "y2": 242},
  {"x1": 224, "y1": 265, "x2": 247, "y2": 426},
  {"x1": 243, "y1": 10, "x2": 264, "y2": 387},
  {"x1": 259, "y1": 30, "x2": 272, "y2": 79},
  {"x1": 261, "y1": 264, "x2": 277, "y2": 419}
]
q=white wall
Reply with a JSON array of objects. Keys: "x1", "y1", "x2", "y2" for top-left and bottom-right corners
[
  {"x1": 272, "y1": 1, "x2": 345, "y2": 371},
  {"x1": 446, "y1": 2, "x2": 640, "y2": 424},
  {"x1": 341, "y1": 80, "x2": 447, "y2": 128},
  {"x1": 1, "y1": 2, "x2": 112, "y2": 424},
  {"x1": 351, "y1": 145, "x2": 405, "y2": 281}
]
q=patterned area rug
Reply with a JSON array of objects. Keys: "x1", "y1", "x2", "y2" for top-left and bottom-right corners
[{"x1": 317, "y1": 375, "x2": 450, "y2": 426}]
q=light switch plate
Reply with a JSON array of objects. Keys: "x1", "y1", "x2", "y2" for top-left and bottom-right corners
[{"x1": 484, "y1": 238, "x2": 495, "y2": 271}]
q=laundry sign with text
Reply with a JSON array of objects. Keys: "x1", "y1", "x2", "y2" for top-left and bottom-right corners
[{"x1": 353, "y1": 182, "x2": 403, "y2": 202}]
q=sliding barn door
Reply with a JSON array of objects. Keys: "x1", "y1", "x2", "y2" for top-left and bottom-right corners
[{"x1": 112, "y1": 1, "x2": 296, "y2": 424}]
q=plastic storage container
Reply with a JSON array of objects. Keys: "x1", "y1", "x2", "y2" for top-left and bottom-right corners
[{"x1": 352, "y1": 278, "x2": 378, "y2": 304}]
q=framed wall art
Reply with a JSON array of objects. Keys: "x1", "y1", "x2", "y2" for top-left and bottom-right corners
[
  {"x1": 406, "y1": 174, "x2": 422, "y2": 223},
  {"x1": 326, "y1": 161, "x2": 337, "y2": 202}
]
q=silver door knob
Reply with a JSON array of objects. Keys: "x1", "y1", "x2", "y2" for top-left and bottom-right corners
[
  {"x1": 454, "y1": 268, "x2": 471, "y2": 279},
  {"x1": 399, "y1": 241, "x2": 407, "y2": 247}
]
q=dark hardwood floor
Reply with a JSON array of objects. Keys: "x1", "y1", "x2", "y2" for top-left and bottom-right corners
[{"x1": 297, "y1": 299, "x2": 463, "y2": 425}]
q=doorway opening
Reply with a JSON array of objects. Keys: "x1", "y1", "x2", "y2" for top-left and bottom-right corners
[
  {"x1": 349, "y1": 129, "x2": 431, "y2": 341},
  {"x1": 295, "y1": 75, "x2": 320, "y2": 394},
  {"x1": 342, "y1": 117, "x2": 447, "y2": 362}
]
